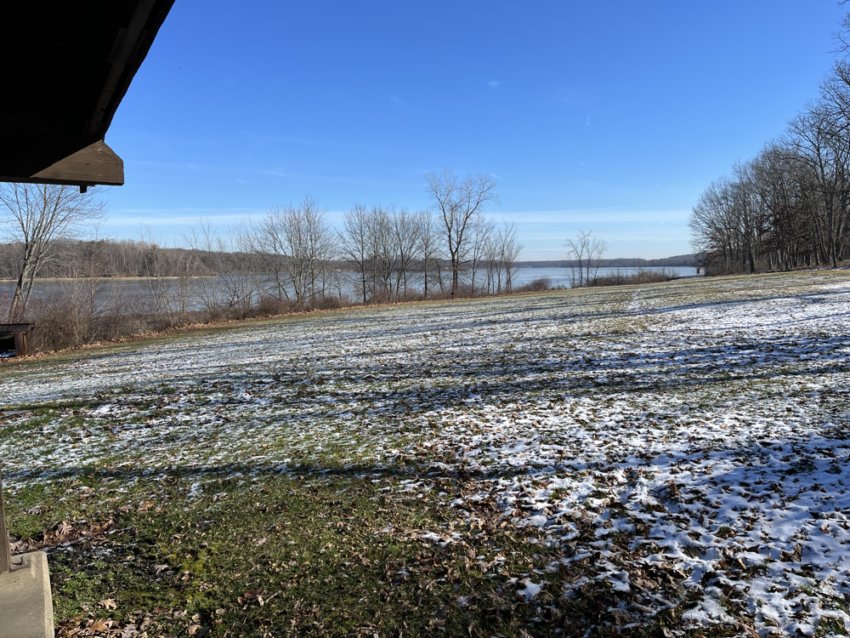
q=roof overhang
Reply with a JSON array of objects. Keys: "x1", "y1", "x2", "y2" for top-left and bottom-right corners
[{"x1": 0, "y1": 1, "x2": 174, "y2": 189}]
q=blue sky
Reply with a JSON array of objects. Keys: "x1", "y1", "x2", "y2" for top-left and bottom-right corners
[{"x1": 104, "y1": 1, "x2": 847, "y2": 259}]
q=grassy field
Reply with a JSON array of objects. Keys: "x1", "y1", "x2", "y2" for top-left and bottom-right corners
[{"x1": 2, "y1": 271, "x2": 850, "y2": 637}]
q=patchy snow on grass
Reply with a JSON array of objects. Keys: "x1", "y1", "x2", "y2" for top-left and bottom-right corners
[
  {"x1": 517, "y1": 579, "x2": 543, "y2": 601},
  {"x1": 2, "y1": 271, "x2": 850, "y2": 635}
]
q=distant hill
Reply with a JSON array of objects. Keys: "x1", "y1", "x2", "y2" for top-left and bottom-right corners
[{"x1": 516, "y1": 254, "x2": 697, "y2": 268}]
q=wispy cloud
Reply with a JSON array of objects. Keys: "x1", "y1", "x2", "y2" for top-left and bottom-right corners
[
  {"x1": 585, "y1": 109, "x2": 595, "y2": 127},
  {"x1": 107, "y1": 208, "x2": 268, "y2": 227},
  {"x1": 115, "y1": 207, "x2": 262, "y2": 214},
  {"x1": 493, "y1": 208, "x2": 689, "y2": 225},
  {"x1": 488, "y1": 80, "x2": 500, "y2": 90},
  {"x1": 385, "y1": 92, "x2": 403, "y2": 105},
  {"x1": 264, "y1": 169, "x2": 359, "y2": 185}
]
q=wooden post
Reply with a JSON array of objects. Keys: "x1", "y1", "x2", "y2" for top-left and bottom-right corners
[
  {"x1": 0, "y1": 471, "x2": 11, "y2": 574},
  {"x1": 14, "y1": 332, "x2": 24, "y2": 357}
]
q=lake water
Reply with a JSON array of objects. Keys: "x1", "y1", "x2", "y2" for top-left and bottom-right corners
[{"x1": 0, "y1": 266, "x2": 697, "y2": 314}]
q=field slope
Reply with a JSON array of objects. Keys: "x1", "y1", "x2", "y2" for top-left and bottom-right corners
[{"x1": 2, "y1": 271, "x2": 850, "y2": 637}]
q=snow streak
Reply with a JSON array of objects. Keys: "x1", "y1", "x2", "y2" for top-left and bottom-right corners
[{"x1": 2, "y1": 271, "x2": 850, "y2": 635}]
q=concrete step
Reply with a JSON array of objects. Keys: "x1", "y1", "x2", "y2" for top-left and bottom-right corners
[{"x1": 0, "y1": 551, "x2": 54, "y2": 638}]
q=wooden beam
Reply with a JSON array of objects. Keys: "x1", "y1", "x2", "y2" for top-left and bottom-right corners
[
  {"x1": 0, "y1": 136, "x2": 123, "y2": 187},
  {"x1": 87, "y1": 0, "x2": 158, "y2": 136},
  {"x1": 27, "y1": 140, "x2": 124, "y2": 187}
]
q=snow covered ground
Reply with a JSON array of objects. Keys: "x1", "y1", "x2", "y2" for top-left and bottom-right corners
[{"x1": 2, "y1": 271, "x2": 850, "y2": 636}]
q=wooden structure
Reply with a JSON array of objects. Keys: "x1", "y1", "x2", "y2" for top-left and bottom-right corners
[
  {"x1": 0, "y1": 324, "x2": 34, "y2": 358},
  {"x1": 0, "y1": 1, "x2": 175, "y2": 191}
]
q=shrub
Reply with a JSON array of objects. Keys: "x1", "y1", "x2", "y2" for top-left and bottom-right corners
[
  {"x1": 518, "y1": 277, "x2": 552, "y2": 292},
  {"x1": 587, "y1": 268, "x2": 678, "y2": 287}
]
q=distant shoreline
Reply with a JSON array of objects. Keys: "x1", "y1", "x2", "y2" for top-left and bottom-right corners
[
  {"x1": 515, "y1": 255, "x2": 697, "y2": 268},
  {"x1": 0, "y1": 260, "x2": 699, "y2": 284}
]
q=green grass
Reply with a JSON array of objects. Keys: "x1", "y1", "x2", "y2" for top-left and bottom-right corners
[
  {"x1": 6, "y1": 471, "x2": 560, "y2": 637},
  {"x1": 4, "y1": 464, "x2": 754, "y2": 638},
  {"x1": 2, "y1": 270, "x2": 850, "y2": 637}
]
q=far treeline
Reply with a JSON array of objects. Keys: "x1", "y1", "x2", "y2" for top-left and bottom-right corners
[
  {"x1": 0, "y1": 245, "x2": 696, "y2": 281},
  {"x1": 520, "y1": 255, "x2": 697, "y2": 268},
  {"x1": 690, "y1": 16, "x2": 850, "y2": 274}
]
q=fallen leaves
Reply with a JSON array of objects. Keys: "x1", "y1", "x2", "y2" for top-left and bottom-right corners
[
  {"x1": 6, "y1": 271, "x2": 850, "y2": 637},
  {"x1": 98, "y1": 599, "x2": 117, "y2": 611},
  {"x1": 89, "y1": 619, "x2": 111, "y2": 633},
  {"x1": 780, "y1": 543, "x2": 804, "y2": 563},
  {"x1": 237, "y1": 588, "x2": 264, "y2": 607},
  {"x1": 56, "y1": 612, "x2": 151, "y2": 638}
]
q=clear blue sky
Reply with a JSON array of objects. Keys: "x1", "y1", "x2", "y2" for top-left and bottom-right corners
[{"x1": 103, "y1": 1, "x2": 847, "y2": 259}]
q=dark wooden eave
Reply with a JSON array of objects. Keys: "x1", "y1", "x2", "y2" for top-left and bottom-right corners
[{"x1": 0, "y1": 0, "x2": 174, "y2": 189}]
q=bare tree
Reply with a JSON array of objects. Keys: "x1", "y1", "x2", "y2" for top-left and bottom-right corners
[
  {"x1": 46, "y1": 229, "x2": 117, "y2": 343},
  {"x1": 340, "y1": 205, "x2": 426, "y2": 303},
  {"x1": 302, "y1": 203, "x2": 337, "y2": 302},
  {"x1": 746, "y1": 144, "x2": 808, "y2": 271},
  {"x1": 565, "y1": 230, "x2": 607, "y2": 287},
  {"x1": 339, "y1": 204, "x2": 372, "y2": 304},
  {"x1": 790, "y1": 105, "x2": 850, "y2": 268},
  {"x1": 690, "y1": 178, "x2": 739, "y2": 273},
  {"x1": 468, "y1": 213, "x2": 494, "y2": 294},
  {"x1": 483, "y1": 232, "x2": 502, "y2": 294},
  {"x1": 368, "y1": 206, "x2": 395, "y2": 301},
  {"x1": 390, "y1": 207, "x2": 422, "y2": 299},
  {"x1": 185, "y1": 219, "x2": 228, "y2": 316},
  {"x1": 416, "y1": 210, "x2": 442, "y2": 297},
  {"x1": 425, "y1": 169, "x2": 499, "y2": 294},
  {"x1": 0, "y1": 184, "x2": 104, "y2": 320},
  {"x1": 498, "y1": 222, "x2": 523, "y2": 291},
  {"x1": 229, "y1": 222, "x2": 263, "y2": 317},
  {"x1": 249, "y1": 197, "x2": 336, "y2": 306},
  {"x1": 170, "y1": 246, "x2": 199, "y2": 320},
  {"x1": 66, "y1": 227, "x2": 114, "y2": 332},
  {"x1": 140, "y1": 226, "x2": 178, "y2": 318},
  {"x1": 689, "y1": 16, "x2": 850, "y2": 273},
  {"x1": 242, "y1": 217, "x2": 290, "y2": 304}
]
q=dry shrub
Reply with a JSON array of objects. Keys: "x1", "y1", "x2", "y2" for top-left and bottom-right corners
[
  {"x1": 26, "y1": 296, "x2": 97, "y2": 352},
  {"x1": 22, "y1": 285, "x2": 180, "y2": 353},
  {"x1": 311, "y1": 295, "x2": 344, "y2": 310},
  {"x1": 587, "y1": 268, "x2": 678, "y2": 287},
  {"x1": 517, "y1": 277, "x2": 553, "y2": 292},
  {"x1": 253, "y1": 295, "x2": 296, "y2": 317}
]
